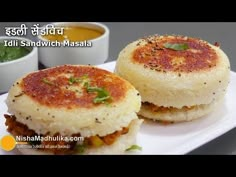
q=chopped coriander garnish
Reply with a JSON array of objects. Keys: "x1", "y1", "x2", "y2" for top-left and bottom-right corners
[
  {"x1": 69, "y1": 77, "x2": 77, "y2": 85},
  {"x1": 84, "y1": 81, "x2": 89, "y2": 88},
  {"x1": 80, "y1": 74, "x2": 88, "y2": 79},
  {"x1": 75, "y1": 144, "x2": 86, "y2": 154},
  {"x1": 69, "y1": 75, "x2": 89, "y2": 85},
  {"x1": 94, "y1": 96, "x2": 110, "y2": 104},
  {"x1": 126, "y1": 145, "x2": 142, "y2": 151},
  {"x1": 69, "y1": 76, "x2": 81, "y2": 85},
  {"x1": 163, "y1": 43, "x2": 189, "y2": 51},
  {"x1": 87, "y1": 86, "x2": 107, "y2": 93},
  {"x1": 42, "y1": 78, "x2": 54, "y2": 85},
  {"x1": 85, "y1": 82, "x2": 111, "y2": 104}
]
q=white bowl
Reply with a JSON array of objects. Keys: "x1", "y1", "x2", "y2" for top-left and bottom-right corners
[
  {"x1": 0, "y1": 36, "x2": 38, "y2": 93},
  {"x1": 38, "y1": 22, "x2": 109, "y2": 67}
]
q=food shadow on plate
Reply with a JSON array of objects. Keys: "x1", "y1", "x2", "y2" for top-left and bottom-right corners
[{"x1": 139, "y1": 102, "x2": 228, "y2": 136}]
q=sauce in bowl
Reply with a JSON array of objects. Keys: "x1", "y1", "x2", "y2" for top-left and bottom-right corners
[
  {"x1": 43, "y1": 26, "x2": 104, "y2": 42},
  {"x1": 0, "y1": 43, "x2": 31, "y2": 63}
]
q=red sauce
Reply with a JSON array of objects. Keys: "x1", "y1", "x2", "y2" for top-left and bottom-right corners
[
  {"x1": 21, "y1": 65, "x2": 128, "y2": 108},
  {"x1": 133, "y1": 36, "x2": 218, "y2": 73}
]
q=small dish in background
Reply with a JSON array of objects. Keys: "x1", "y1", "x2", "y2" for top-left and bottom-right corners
[
  {"x1": 0, "y1": 36, "x2": 38, "y2": 93},
  {"x1": 38, "y1": 22, "x2": 109, "y2": 68}
]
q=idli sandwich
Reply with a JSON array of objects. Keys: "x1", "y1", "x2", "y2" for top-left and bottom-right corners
[
  {"x1": 4, "y1": 65, "x2": 142, "y2": 154},
  {"x1": 115, "y1": 35, "x2": 230, "y2": 122}
]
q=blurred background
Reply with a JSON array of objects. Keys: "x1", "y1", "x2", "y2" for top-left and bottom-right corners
[{"x1": 0, "y1": 22, "x2": 235, "y2": 71}]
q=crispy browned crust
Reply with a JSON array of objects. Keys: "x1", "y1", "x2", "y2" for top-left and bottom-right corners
[
  {"x1": 132, "y1": 35, "x2": 218, "y2": 73},
  {"x1": 20, "y1": 65, "x2": 130, "y2": 108}
]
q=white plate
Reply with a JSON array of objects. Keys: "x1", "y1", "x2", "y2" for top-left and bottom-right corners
[{"x1": 1, "y1": 61, "x2": 236, "y2": 155}]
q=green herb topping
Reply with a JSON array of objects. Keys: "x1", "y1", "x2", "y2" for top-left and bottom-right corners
[
  {"x1": 68, "y1": 75, "x2": 88, "y2": 85},
  {"x1": 85, "y1": 82, "x2": 111, "y2": 104},
  {"x1": 75, "y1": 144, "x2": 86, "y2": 154},
  {"x1": 126, "y1": 145, "x2": 142, "y2": 151},
  {"x1": 42, "y1": 78, "x2": 54, "y2": 85},
  {"x1": 163, "y1": 43, "x2": 189, "y2": 51}
]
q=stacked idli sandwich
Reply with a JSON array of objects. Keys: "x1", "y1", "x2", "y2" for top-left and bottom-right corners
[
  {"x1": 115, "y1": 35, "x2": 230, "y2": 123},
  {"x1": 4, "y1": 65, "x2": 142, "y2": 154}
]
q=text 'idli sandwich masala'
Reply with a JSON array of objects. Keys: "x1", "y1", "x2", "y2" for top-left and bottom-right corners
[
  {"x1": 4, "y1": 65, "x2": 142, "y2": 154},
  {"x1": 115, "y1": 35, "x2": 230, "y2": 123}
]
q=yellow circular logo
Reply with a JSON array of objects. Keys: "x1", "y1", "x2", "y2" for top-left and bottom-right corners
[{"x1": 0, "y1": 135, "x2": 16, "y2": 151}]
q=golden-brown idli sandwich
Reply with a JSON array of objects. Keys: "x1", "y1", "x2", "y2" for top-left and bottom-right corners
[
  {"x1": 115, "y1": 35, "x2": 230, "y2": 122},
  {"x1": 4, "y1": 65, "x2": 142, "y2": 154}
]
